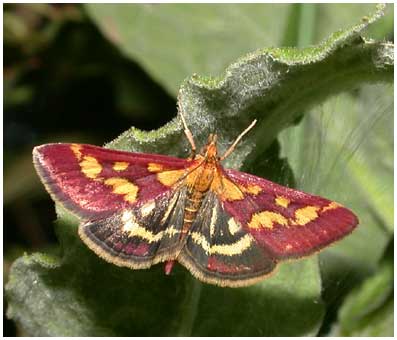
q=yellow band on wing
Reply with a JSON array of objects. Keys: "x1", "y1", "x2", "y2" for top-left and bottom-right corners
[
  {"x1": 248, "y1": 201, "x2": 342, "y2": 229},
  {"x1": 190, "y1": 232, "x2": 253, "y2": 256}
]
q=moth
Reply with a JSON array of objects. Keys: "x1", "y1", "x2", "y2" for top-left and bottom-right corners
[{"x1": 33, "y1": 108, "x2": 358, "y2": 287}]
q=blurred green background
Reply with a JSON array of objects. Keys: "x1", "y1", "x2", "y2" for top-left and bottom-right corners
[{"x1": 3, "y1": 3, "x2": 393, "y2": 336}]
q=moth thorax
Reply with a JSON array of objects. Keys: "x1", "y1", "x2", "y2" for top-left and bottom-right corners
[
  {"x1": 187, "y1": 157, "x2": 217, "y2": 193},
  {"x1": 194, "y1": 164, "x2": 217, "y2": 192}
]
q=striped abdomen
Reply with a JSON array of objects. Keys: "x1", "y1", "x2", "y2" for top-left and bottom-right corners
[
  {"x1": 181, "y1": 157, "x2": 218, "y2": 233},
  {"x1": 183, "y1": 190, "x2": 205, "y2": 232}
]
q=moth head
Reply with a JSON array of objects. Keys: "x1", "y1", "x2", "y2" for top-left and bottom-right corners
[{"x1": 203, "y1": 134, "x2": 218, "y2": 160}]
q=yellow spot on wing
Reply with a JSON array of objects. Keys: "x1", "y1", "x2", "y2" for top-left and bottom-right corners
[
  {"x1": 190, "y1": 232, "x2": 253, "y2": 256},
  {"x1": 127, "y1": 225, "x2": 179, "y2": 242},
  {"x1": 121, "y1": 218, "x2": 177, "y2": 246},
  {"x1": 148, "y1": 163, "x2": 164, "y2": 172},
  {"x1": 104, "y1": 177, "x2": 138, "y2": 202},
  {"x1": 140, "y1": 200, "x2": 156, "y2": 217},
  {"x1": 228, "y1": 218, "x2": 241, "y2": 235},
  {"x1": 121, "y1": 210, "x2": 133, "y2": 222},
  {"x1": 157, "y1": 169, "x2": 185, "y2": 187},
  {"x1": 294, "y1": 206, "x2": 319, "y2": 225},
  {"x1": 249, "y1": 205, "x2": 323, "y2": 230},
  {"x1": 80, "y1": 156, "x2": 102, "y2": 179},
  {"x1": 242, "y1": 184, "x2": 262, "y2": 195},
  {"x1": 130, "y1": 226, "x2": 161, "y2": 242},
  {"x1": 248, "y1": 211, "x2": 288, "y2": 229},
  {"x1": 209, "y1": 206, "x2": 218, "y2": 237},
  {"x1": 113, "y1": 161, "x2": 129, "y2": 171},
  {"x1": 121, "y1": 210, "x2": 140, "y2": 232},
  {"x1": 70, "y1": 144, "x2": 82, "y2": 160},
  {"x1": 322, "y1": 201, "x2": 342, "y2": 212},
  {"x1": 275, "y1": 196, "x2": 290, "y2": 208},
  {"x1": 211, "y1": 173, "x2": 244, "y2": 201}
]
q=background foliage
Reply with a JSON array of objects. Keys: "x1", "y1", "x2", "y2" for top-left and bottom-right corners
[{"x1": 4, "y1": 3, "x2": 393, "y2": 336}]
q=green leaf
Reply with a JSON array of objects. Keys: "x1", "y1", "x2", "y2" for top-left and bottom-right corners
[
  {"x1": 85, "y1": 3, "x2": 291, "y2": 96},
  {"x1": 331, "y1": 241, "x2": 393, "y2": 336},
  {"x1": 278, "y1": 83, "x2": 393, "y2": 334},
  {"x1": 6, "y1": 5, "x2": 393, "y2": 336},
  {"x1": 6, "y1": 236, "x2": 323, "y2": 336},
  {"x1": 318, "y1": 3, "x2": 394, "y2": 41},
  {"x1": 106, "y1": 4, "x2": 392, "y2": 165},
  {"x1": 85, "y1": 4, "x2": 393, "y2": 96},
  {"x1": 280, "y1": 83, "x2": 393, "y2": 272}
]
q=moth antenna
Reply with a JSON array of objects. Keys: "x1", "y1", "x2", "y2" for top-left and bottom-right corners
[
  {"x1": 219, "y1": 119, "x2": 257, "y2": 161},
  {"x1": 178, "y1": 99, "x2": 196, "y2": 156}
]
